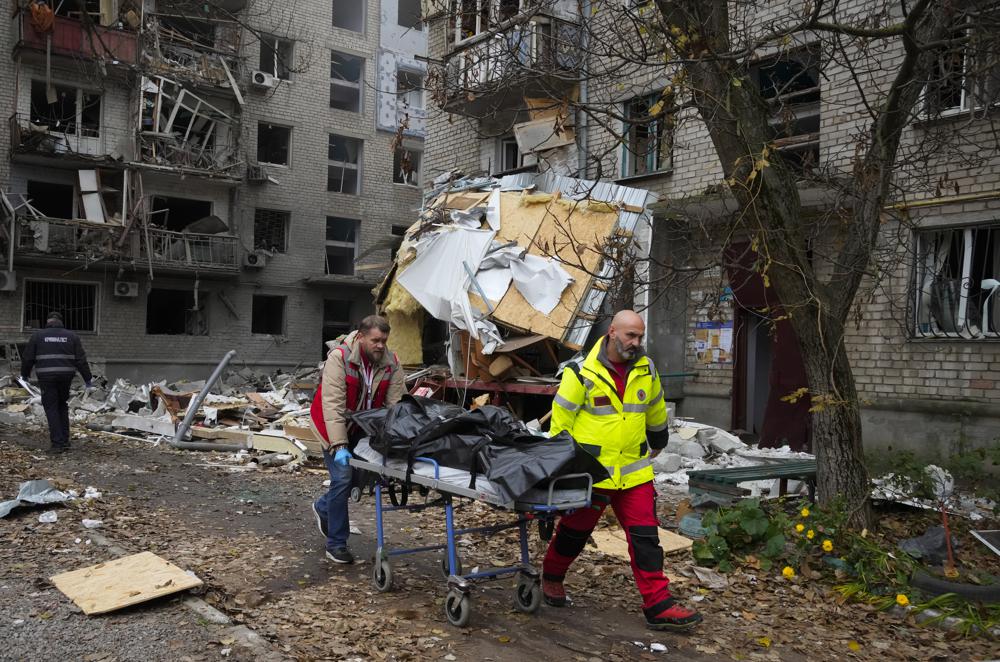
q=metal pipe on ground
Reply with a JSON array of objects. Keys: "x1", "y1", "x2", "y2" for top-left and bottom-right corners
[{"x1": 170, "y1": 350, "x2": 248, "y2": 452}]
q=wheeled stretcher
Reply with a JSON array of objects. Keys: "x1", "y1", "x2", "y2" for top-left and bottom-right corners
[{"x1": 349, "y1": 440, "x2": 594, "y2": 627}]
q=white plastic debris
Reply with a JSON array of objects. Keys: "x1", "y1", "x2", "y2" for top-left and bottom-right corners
[
  {"x1": 81, "y1": 519, "x2": 103, "y2": 529},
  {"x1": 650, "y1": 643, "x2": 668, "y2": 652},
  {"x1": 38, "y1": 511, "x2": 58, "y2": 523},
  {"x1": 83, "y1": 486, "x2": 102, "y2": 500}
]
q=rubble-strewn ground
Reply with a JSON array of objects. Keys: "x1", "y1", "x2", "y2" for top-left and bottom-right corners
[{"x1": 1, "y1": 427, "x2": 996, "y2": 661}]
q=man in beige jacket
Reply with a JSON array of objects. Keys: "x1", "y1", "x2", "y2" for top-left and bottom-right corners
[{"x1": 310, "y1": 315, "x2": 404, "y2": 563}]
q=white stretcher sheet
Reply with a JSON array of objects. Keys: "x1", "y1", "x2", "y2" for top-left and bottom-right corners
[{"x1": 353, "y1": 440, "x2": 591, "y2": 511}]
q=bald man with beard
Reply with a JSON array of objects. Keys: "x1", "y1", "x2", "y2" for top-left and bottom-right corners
[{"x1": 540, "y1": 310, "x2": 702, "y2": 631}]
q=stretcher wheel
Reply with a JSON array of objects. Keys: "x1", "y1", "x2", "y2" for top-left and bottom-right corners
[
  {"x1": 537, "y1": 518, "x2": 555, "y2": 541},
  {"x1": 373, "y1": 557, "x2": 393, "y2": 592},
  {"x1": 445, "y1": 590, "x2": 471, "y2": 627},
  {"x1": 440, "y1": 553, "x2": 463, "y2": 579},
  {"x1": 514, "y1": 576, "x2": 542, "y2": 614},
  {"x1": 350, "y1": 486, "x2": 362, "y2": 503}
]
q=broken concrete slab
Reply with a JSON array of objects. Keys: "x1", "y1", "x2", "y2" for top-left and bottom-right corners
[
  {"x1": 653, "y1": 452, "x2": 682, "y2": 473},
  {"x1": 111, "y1": 413, "x2": 176, "y2": 437},
  {"x1": 697, "y1": 427, "x2": 746, "y2": 454},
  {"x1": 666, "y1": 436, "x2": 706, "y2": 459}
]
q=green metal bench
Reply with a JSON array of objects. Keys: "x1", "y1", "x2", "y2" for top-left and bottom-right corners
[{"x1": 687, "y1": 459, "x2": 817, "y2": 504}]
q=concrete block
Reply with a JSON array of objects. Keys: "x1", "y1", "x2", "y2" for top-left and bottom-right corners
[
  {"x1": 666, "y1": 435, "x2": 706, "y2": 459},
  {"x1": 652, "y1": 452, "x2": 683, "y2": 473}
]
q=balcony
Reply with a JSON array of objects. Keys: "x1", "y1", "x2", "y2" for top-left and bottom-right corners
[
  {"x1": 9, "y1": 216, "x2": 238, "y2": 274},
  {"x1": 441, "y1": 13, "x2": 581, "y2": 116},
  {"x1": 137, "y1": 132, "x2": 240, "y2": 177},
  {"x1": 9, "y1": 113, "x2": 121, "y2": 169},
  {"x1": 15, "y1": 13, "x2": 138, "y2": 65},
  {"x1": 134, "y1": 227, "x2": 239, "y2": 274}
]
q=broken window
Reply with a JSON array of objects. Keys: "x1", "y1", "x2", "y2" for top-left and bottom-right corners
[
  {"x1": 150, "y1": 196, "x2": 212, "y2": 232},
  {"x1": 259, "y1": 34, "x2": 293, "y2": 80},
  {"x1": 749, "y1": 47, "x2": 821, "y2": 172},
  {"x1": 623, "y1": 94, "x2": 671, "y2": 177},
  {"x1": 257, "y1": 123, "x2": 291, "y2": 166},
  {"x1": 325, "y1": 217, "x2": 358, "y2": 275},
  {"x1": 332, "y1": 1, "x2": 365, "y2": 32},
  {"x1": 27, "y1": 181, "x2": 75, "y2": 220},
  {"x1": 390, "y1": 224, "x2": 408, "y2": 261},
  {"x1": 139, "y1": 78, "x2": 237, "y2": 171},
  {"x1": 253, "y1": 208, "x2": 289, "y2": 252},
  {"x1": 157, "y1": 14, "x2": 217, "y2": 50},
  {"x1": 53, "y1": 0, "x2": 101, "y2": 20},
  {"x1": 393, "y1": 147, "x2": 421, "y2": 185},
  {"x1": 252, "y1": 295, "x2": 286, "y2": 335},
  {"x1": 330, "y1": 51, "x2": 364, "y2": 112},
  {"x1": 146, "y1": 288, "x2": 209, "y2": 336},
  {"x1": 398, "y1": 0, "x2": 422, "y2": 29},
  {"x1": 913, "y1": 224, "x2": 1000, "y2": 339},
  {"x1": 397, "y1": 69, "x2": 424, "y2": 110},
  {"x1": 327, "y1": 135, "x2": 362, "y2": 194},
  {"x1": 23, "y1": 280, "x2": 98, "y2": 332},
  {"x1": 498, "y1": 135, "x2": 524, "y2": 173},
  {"x1": 30, "y1": 81, "x2": 101, "y2": 137},
  {"x1": 924, "y1": 5, "x2": 1000, "y2": 115},
  {"x1": 322, "y1": 299, "x2": 353, "y2": 353}
]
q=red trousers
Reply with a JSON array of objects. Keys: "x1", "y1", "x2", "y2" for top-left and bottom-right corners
[{"x1": 542, "y1": 481, "x2": 673, "y2": 618}]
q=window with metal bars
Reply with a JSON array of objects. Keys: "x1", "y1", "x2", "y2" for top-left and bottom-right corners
[
  {"x1": 22, "y1": 280, "x2": 98, "y2": 332},
  {"x1": 912, "y1": 224, "x2": 1000, "y2": 339},
  {"x1": 253, "y1": 208, "x2": 289, "y2": 252}
]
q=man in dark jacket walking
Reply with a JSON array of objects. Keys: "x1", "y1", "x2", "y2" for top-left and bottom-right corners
[{"x1": 20, "y1": 312, "x2": 93, "y2": 453}]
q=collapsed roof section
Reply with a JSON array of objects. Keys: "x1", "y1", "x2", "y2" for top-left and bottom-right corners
[{"x1": 378, "y1": 171, "x2": 656, "y2": 365}]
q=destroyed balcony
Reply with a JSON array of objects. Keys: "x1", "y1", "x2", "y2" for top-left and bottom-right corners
[
  {"x1": 136, "y1": 132, "x2": 240, "y2": 177},
  {"x1": 133, "y1": 227, "x2": 240, "y2": 274},
  {"x1": 143, "y1": 12, "x2": 244, "y2": 92},
  {"x1": 14, "y1": 12, "x2": 138, "y2": 65},
  {"x1": 12, "y1": 216, "x2": 121, "y2": 267},
  {"x1": 440, "y1": 12, "x2": 581, "y2": 117},
  {"x1": 9, "y1": 114, "x2": 120, "y2": 169}
]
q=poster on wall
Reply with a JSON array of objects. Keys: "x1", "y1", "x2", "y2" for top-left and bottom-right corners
[{"x1": 694, "y1": 321, "x2": 733, "y2": 364}]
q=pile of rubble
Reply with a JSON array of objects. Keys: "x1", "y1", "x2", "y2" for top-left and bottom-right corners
[{"x1": 0, "y1": 367, "x2": 324, "y2": 465}]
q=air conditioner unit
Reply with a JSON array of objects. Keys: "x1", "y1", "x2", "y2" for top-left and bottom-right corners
[
  {"x1": 251, "y1": 70, "x2": 278, "y2": 90},
  {"x1": 244, "y1": 250, "x2": 268, "y2": 268},
  {"x1": 0, "y1": 271, "x2": 16, "y2": 292},
  {"x1": 114, "y1": 280, "x2": 139, "y2": 297},
  {"x1": 247, "y1": 164, "x2": 268, "y2": 184}
]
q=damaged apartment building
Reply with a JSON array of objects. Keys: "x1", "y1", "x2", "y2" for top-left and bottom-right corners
[
  {"x1": 0, "y1": 0, "x2": 426, "y2": 380},
  {"x1": 420, "y1": 1, "x2": 1000, "y2": 457}
]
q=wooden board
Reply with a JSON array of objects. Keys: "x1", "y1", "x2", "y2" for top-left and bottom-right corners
[
  {"x1": 590, "y1": 527, "x2": 693, "y2": 559},
  {"x1": 490, "y1": 194, "x2": 617, "y2": 343},
  {"x1": 50, "y1": 551, "x2": 202, "y2": 615}
]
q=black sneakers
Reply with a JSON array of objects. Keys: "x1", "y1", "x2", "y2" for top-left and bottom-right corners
[
  {"x1": 326, "y1": 547, "x2": 354, "y2": 564},
  {"x1": 311, "y1": 502, "x2": 329, "y2": 539}
]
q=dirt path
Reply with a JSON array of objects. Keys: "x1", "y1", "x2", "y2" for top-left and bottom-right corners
[{"x1": 1, "y1": 428, "x2": 995, "y2": 661}]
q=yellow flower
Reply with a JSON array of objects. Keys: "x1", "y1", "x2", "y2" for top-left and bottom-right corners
[
  {"x1": 806, "y1": 529, "x2": 815, "y2": 539},
  {"x1": 795, "y1": 523, "x2": 805, "y2": 533},
  {"x1": 896, "y1": 594, "x2": 909, "y2": 607},
  {"x1": 800, "y1": 507, "x2": 810, "y2": 517},
  {"x1": 822, "y1": 539, "x2": 833, "y2": 552},
  {"x1": 782, "y1": 566, "x2": 795, "y2": 578}
]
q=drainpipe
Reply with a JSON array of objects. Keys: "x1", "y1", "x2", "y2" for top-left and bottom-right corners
[
  {"x1": 577, "y1": 0, "x2": 590, "y2": 178},
  {"x1": 170, "y1": 350, "x2": 248, "y2": 451}
]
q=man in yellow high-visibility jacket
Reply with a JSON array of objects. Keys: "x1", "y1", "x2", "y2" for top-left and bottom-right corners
[{"x1": 542, "y1": 310, "x2": 702, "y2": 631}]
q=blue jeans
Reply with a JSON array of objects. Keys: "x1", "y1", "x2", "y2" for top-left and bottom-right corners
[{"x1": 315, "y1": 448, "x2": 352, "y2": 550}]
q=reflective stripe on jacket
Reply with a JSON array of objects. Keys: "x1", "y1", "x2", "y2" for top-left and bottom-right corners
[
  {"x1": 20, "y1": 322, "x2": 92, "y2": 383},
  {"x1": 550, "y1": 337, "x2": 668, "y2": 490}
]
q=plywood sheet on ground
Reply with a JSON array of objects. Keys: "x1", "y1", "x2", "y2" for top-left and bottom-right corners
[
  {"x1": 490, "y1": 196, "x2": 617, "y2": 344},
  {"x1": 590, "y1": 527, "x2": 693, "y2": 559},
  {"x1": 50, "y1": 551, "x2": 202, "y2": 615}
]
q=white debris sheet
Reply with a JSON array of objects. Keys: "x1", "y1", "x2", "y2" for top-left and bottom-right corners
[{"x1": 0, "y1": 480, "x2": 73, "y2": 518}]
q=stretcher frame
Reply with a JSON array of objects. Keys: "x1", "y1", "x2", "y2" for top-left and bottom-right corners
[{"x1": 349, "y1": 452, "x2": 593, "y2": 627}]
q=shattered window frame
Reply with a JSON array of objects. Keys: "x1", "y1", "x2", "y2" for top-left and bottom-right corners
[
  {"x1": 398, "y1": 0, "x2": 423, "y2": 30},
  {"x1": 923, "y1": 5, "x2": 1000, "y2": 116},
  {"x1": 396, "y1": 69, "x2": 425, "y2": 110},
  {"x1": 912, "y1": 223, "x2": 1000, "y2": 340},
  {"x1": 145, "y1": 288, "x2": 210, "y2": 336},
  {"x1": 498, "y1": 134, "x2": 524, "y2": 173},
  {"x1": 260, "y1": 34, "x2": 293, "y2": 80},
  {"x1": 253, "y1": 208, "x2": 290, "y2": 253},
  {"x1": 330, "y1": 51, "x2": 364, "y2": 112},
  {"x1": 748, "y1": 45, "x2": 821, "y2": 172},
  {"x1": 30, "y1": 80, "x2": 102, "y2": 137},
  {"x1": 251, "y1": 294, "x2": 287, "y2": 335},
  {"x1": 622, "y1": 93, "x2": 672, "y2": 178},
  {"x1": 22, "y1": 279, "x2": 99, "y2": 333},
  {"x1": 325, "y1": 216, "x2": 359, "y2": 276},
  {"x1": 452, "y1": 0, "x2": 524, "y2": 44},
  {"x1": 393, "y1": 146, "x2": 421, "y2": 186},
  {"x1": 257, "y1": 122, "x2": 291, "y2": 166},
  {"x1": 327, "y1": 134, "x2": 362, "y2": 194}
]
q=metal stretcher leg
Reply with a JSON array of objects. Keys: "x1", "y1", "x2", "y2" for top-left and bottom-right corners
[{"x1": 372, "y1": 481, "x2": 393, "y2": 592}]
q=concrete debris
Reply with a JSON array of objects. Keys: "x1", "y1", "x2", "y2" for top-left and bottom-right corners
[
  {"x1": 872, "y1": 469, "x2": 995, "y2": 521},
  {"x1": 652, "y1": 452, "x2": 682, "y2": 473},
  {"x1": 0, "y1": 365, "x2": 323, "y2": 466}
]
